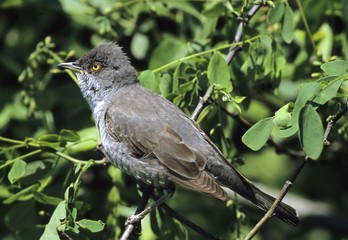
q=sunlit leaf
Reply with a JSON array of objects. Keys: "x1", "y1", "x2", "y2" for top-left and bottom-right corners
[
  {"x1": 77, "y1": 219, "x2": 105, "y2": 233},
  {"x1": 242, "y1": 117, "x2": 274, "y2": 151},
  {"x1": 320, "y1": 60, "x2": 348, "y2": 76},
  {"x1": 8, "y1": 159, "x2": 26, "y2": 184},
  {"x1": 207, "y1": 52, "x2": 232, "y2": 91},
  {"x1": 298, "y1": 105, "x2": 324, "y2": 160}
]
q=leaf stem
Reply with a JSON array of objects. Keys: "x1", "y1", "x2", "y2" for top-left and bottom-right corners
[
  {"x1": 152, "y1": 35, "x2": 267, "y2": 73},
  {"x1": 295, "y1": 0, "x2": 317, "y2": 52}
]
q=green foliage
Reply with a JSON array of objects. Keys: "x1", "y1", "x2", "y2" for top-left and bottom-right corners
[{"x1": 1, "y1": 0, "x2": 348, "y2": 239}]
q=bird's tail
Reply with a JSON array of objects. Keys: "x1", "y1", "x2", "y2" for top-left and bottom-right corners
[
  {"x1": 244, "y1": 182, "x2": 299, "y2": 226},
  {"x1": 211, "y1": 164, "x2": 299, "y2": 226}
]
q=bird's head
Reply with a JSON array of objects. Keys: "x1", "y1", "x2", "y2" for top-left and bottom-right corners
[{"x1": 59, "y1": 42, "x2": 137, "y2": 107}]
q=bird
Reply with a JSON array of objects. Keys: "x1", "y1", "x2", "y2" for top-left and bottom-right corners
[{"x1": 58, "y1": 42, "x2": 299, "y2": 226}]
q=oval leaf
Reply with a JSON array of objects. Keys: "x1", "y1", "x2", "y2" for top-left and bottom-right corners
[
  {"x1": 207, "y1": 52, "x2": 232, "y2": 91},
  {"x1": 77, "y1": 219, "x2": 105, "y2": 233},
  {"x1": 320, "y1": 60, "x2": 348, "y2": 76},
  {"x1": 268, "y1": 2, "x2": 285, "y2": 24},
  {"x1": 149, "y1": 38, "x2": 187, "y2": 69},
  {"x1": 282, "y1": 5, "x2": 294, "y2": 43},
  {"x1": 139, "y1": 70, "x2": 158, "y2": 92},
  {"x1": 298, "y1": 105, "x2": 324, "y2": 160},
  {"x1": 242, "y1": 117, "x2": 274, "y2": 151},
  {"x1": 8, "y1": 159, "x2": 27, "y2": 184}
]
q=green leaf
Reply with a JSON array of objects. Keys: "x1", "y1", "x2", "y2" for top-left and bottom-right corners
[
  {"x1": 77, "y1": 219, "x2": 105, "y2": 233},
  {"x1": 59, "y1": 129, "x2": 80, "y2": 142},
  {"x1": 33, "y1": 191, "x2": 62, "y2": 205},
  {"x1": 320, "y1": 60, "x2": 348, "y2": 76},
  {"x1": 207, "y1": 52, "x2": 232, "y2": 91},
  {"x1": 8, "y1": 159, "x2": 27, "y2": 184},
  {"x1": 3, "y1": 184, "x2": 38, "y2": 204},
  {"x1": 149, "y1": 38, "x2": 187, "y2": 70},
  {"x1": 4, "y1": 200, "x2": 36, "y2": 232},
  {"x1": 131, "y1": 32, "x2": 149, "y2": 60},
  {"x1": 273, "y1": 103, "x2": 293, "y2": 129},
  {"x1": 40, "y1": 201, "x2": 66, "y2": 240},
  {"x1": 276, "y1": 82, "x2": 320, "y2": 138},
  {"x1": 268, "y1": 2, "x2": 285, "y2": 24},
  {"x1": 159, "y1": 73, "x2": 173, "y2": 97},
  {"x1": 282, "y1": 4, "x2": 294, "y2": 43},
  {"x1": 139, "y1": 70, "x2": 158, "y2": 92},
  {"x1": 202, "y1": 2, "x2": 225, "y2": 17},
  {"x1": 242, "y1": 117, "x2": 274, "y2": 151},
  {"x1": 313, "y1": 78, "x2": 343, "y2": 104},
  {"x1": 298, "y1": 105, "x2": 324, "y2": 160},
  {"x1": 38, "y1": 134, "x2": 60, "y2": 142}
]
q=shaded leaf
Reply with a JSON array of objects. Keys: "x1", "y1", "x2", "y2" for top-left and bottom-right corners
[
  {"x1": 149, "y1": 38, "x2": 187, "y2": 70},
  {"x1": 242, "y1": 117, "x2": 274, "y2": 151},
  {"x1": 3, "y1": 184, "x2": 38, "y2": 204},
  {"x1": 33, "y1": 191, "x2": 62, "y2": 205},
  {"x1": 298, "y1": 105, "x2": 324, "y2": 160},
  {"x1": 282, "y1": 4, "x2": 294, "y2": 43},
  {"x1": 59, "y1": 129, "x2": 80, "y2": 142},
  {"x1": 202, "y1": 2, "x2": 225, "y2": 17},
  {"x1": 5, "y1": 200, "x2": 36, "y2": 232},
  {"x1": 268, "y1": 2, "x2": 285, "y2": 24}
]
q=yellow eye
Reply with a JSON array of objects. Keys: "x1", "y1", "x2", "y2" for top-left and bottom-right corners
[{"x1": 91, "y1": 63, "x2": 102, "y2": 72}]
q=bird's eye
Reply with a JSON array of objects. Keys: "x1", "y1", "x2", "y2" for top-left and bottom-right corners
[{"x1": 91, "y1": 63, "x2": 102, "y2": 72}]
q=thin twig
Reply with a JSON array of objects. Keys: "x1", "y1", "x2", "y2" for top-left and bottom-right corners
[
  {"x1": 244, "y1": 156, "x2": 308, "y2": 240},
  {"x1": 191, "y1": 4, "x2": 262, "y2": 121},
  {"x1": 120, "y1": 186, "x2": 154, "y2": 240},
  {"x1": 324, "y1": 101, "x2": 348, "y2": 146},
  {"x1": 244, "y1": 99, "x2": 347, "y2": 239}
]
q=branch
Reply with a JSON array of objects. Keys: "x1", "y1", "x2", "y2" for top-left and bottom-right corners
[
  {"x1": 324, "y1": 101, "x2": 348, "y2": 146},
  {"x1": 191, "y1": 4, "x2": 263, "y2": 121},
  {"x1": 245, "y1": 101, "x2": 348, "y2": 239},
  {"x1": 244, "y1": 155, "x2": 308, "y2": 240},
  {"x1": 120, "y1": 186, "x2": 154, "y2": 240}
]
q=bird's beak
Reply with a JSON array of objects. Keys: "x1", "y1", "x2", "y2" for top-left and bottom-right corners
[{"x1": 58, "y1": 62, "x2": 82, "y2": 73}]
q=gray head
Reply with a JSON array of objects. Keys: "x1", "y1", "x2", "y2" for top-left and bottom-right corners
[{"x1": 59, "y1": 42, "x2": 138, "y2": 108}]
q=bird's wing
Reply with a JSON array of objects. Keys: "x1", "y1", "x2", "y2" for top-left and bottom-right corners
[
  {"x1": 104, "y1": 97, "x2": 228, "y2": 200},
  {"x1": 104, "y1": 102, "x2": 206, "y2": 180}
]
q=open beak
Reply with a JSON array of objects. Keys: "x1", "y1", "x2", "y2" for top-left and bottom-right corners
[{"x1": 58, "y1": 62, "x2": 82, "y2": 73}]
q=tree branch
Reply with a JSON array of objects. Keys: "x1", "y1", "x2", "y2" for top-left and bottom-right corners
[
  {"x1": 120, "y1": 186, "x2": 154, "y2": 240},
  {"x1": 191, "y1": 4, "x2": 262, "y2": 121},
  {"x1": 245, "y1": 100, "x2": 348, "y2": 239},
  {"x1": 324, "y1": 101, "x2": 348, "y2": 146}
]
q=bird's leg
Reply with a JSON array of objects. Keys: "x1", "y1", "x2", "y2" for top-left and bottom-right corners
[
  {"x1": 132, "y1": 185, "x2": 154, "y2": 234},
  {"x1": 125, "y1": 186, "x2": 175, "y2": 226},
  {"x1": 97, "y1": 144, "x2": 111, "y2": 164}
]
